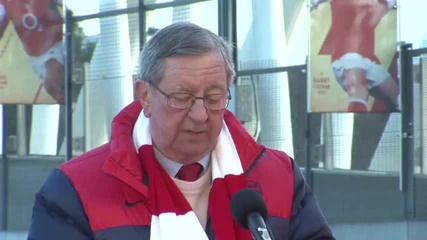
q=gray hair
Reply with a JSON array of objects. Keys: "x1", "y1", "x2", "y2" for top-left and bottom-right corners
[{"x1": 138, "y1": 22, "x2": 235, "y2": 86}]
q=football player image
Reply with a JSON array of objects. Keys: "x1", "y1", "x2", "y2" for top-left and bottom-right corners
[
  {"x1": 0, "y1": 0, "x2": 65, "y2": 104},
  {"x1": 312, "y1": 0, "x2": 399, "y2": 112}
]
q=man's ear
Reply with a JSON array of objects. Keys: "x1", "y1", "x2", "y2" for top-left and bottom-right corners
[{"x1": 135, "y1": 80, "x2": 152, "y2": 117}]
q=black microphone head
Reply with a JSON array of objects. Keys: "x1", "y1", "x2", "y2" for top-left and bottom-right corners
[{"x1": 230, "y1": 188, "x2": 268, "y2": 229}]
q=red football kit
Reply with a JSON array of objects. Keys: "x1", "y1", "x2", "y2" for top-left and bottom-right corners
[{"x1": 0, "y1": 0, "x2": 62, "y2": 56}]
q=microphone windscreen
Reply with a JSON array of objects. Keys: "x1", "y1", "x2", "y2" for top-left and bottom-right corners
[{"x1": 230, "y1": 188, "x2": 268, "y2": 229}]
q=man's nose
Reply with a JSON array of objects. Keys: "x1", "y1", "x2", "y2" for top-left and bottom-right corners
[{"x1": 188, "y1": 99, "x2": 208, "y2": 122}]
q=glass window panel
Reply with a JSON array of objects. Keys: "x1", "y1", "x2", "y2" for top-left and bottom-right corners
[
  {"x1": 70, "y1": 12, "x2": 140, "y2": 153},
  {"x1": 235, "y1": 71, "x2": 294, "y2": 159},
  {"x1": 144, "y1": 0, "x2": 173, "y2": 4},
  {"x1": 400, "y1": 1, "x2": 427, "y2": 49},
  {"x1": 368, "y1": 113, "x2": 401, "y2": 172},
  {"x1": 317, "y1": 112, "x2": 401, "y2": 172},
  {"x1": 29, "y1": 105, "x2": 60, "y2": 155},
  {"x1": 237, "y1": 0, "x2": 308, "y2": 70},
  {"x1": 98, "y1": 0, "x2": 138, "y2": 11},
  {"x1": 144, "y1": 0, "x2": 219, "y2": 41},
  {"x1": 65, "y1": 0, "x2": 100, "y2": 16}
]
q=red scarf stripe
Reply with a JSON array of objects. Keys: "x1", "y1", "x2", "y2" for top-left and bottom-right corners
[
  {"x1": 138, "y1": 145, "x2": 193, "y2": 216},
  {"x1": 209, "y1": 175, "x2": 252, "y2": 240}
]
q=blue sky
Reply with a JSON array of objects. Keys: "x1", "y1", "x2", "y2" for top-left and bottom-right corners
[{"x1": 65, "y1": 0, "x2": 100, "y2": 36}]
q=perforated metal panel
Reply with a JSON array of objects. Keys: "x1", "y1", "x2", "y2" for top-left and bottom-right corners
[{"x1": 144, "y1": 0, "x2": 219, "y2": 38}]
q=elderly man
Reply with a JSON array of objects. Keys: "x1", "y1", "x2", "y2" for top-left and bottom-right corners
[{"x1": 27, "y1": 22, "x2": 334, "y2": 240}]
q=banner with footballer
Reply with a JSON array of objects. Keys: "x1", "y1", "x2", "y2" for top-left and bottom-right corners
[
  {"x1": 0, "y1": 0, "x2": 64, "y2": 104},
  {"x1": 309, "y1": 0, "x2": 399, "y2": 113}
]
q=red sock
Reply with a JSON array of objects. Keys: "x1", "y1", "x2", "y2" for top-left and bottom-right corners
[
  {"x1": 370, "y1": 99, "x2": 388, "y2": 112},
  {"x1": 348, "y1": 101, "x2": 367, "y2": 112}
]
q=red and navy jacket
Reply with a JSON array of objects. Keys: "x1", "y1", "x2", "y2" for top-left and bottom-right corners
[{"x1": 27, "y1": 101, "x2": 334, "y2": 240}]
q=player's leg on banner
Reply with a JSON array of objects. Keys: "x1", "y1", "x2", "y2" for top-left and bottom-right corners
[
  {"x1": 370, "y1": 76, "x2": 399, "y2": 112},
  {"x1": 368, "y1": 60, "x2": 400, "y2": 112},
  {"x1": 342, "y1": 68, "x2": 369, "y2": 112},
  {"x1": 44, "y1": 58, "x2": 65, "y2": 104}
]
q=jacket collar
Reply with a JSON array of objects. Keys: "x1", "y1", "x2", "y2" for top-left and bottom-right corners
[{"x1": 102, "y1": 100, "x2": 264, "y2": 193}]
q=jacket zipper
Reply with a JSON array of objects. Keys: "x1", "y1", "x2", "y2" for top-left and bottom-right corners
[{"x1": 244, "y1": 147, "x2": 266, "y2": 176}]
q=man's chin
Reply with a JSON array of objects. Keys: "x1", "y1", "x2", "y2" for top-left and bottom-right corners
[{"x1": 179, "y1": 147, "x2": 211, "y2": 161}]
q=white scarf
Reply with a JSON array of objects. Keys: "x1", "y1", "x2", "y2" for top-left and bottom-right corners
[{"x1": 132, "y1": 112, "x2": 248, "y2": 240}]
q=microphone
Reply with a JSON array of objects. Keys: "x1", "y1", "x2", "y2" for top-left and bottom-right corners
[{"x1": 230, "y1": 188, "x2": 274, "y2": 240}]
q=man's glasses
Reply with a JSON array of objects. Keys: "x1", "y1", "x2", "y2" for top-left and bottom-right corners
[{"x1": 148, "y1": 81, "x2": 231, "y2": 111}]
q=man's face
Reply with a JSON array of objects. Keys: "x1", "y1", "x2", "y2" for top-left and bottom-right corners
[{"x1": 140, "y1": 51, "x2": 228, "y2": 164}]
